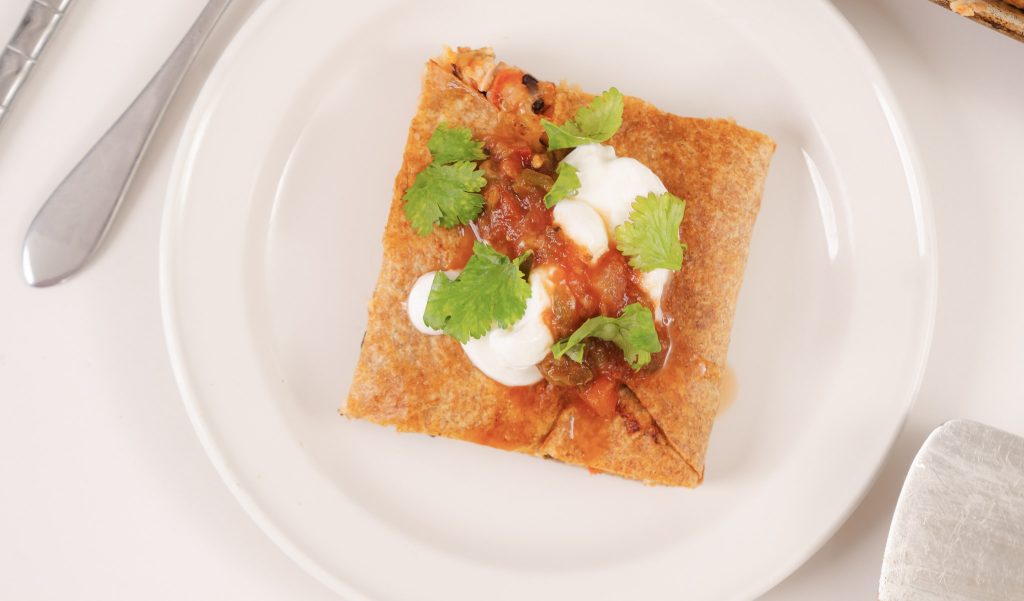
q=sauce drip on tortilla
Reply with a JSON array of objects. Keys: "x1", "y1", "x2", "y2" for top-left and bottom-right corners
[{"x1": 464, "y1": 385, "x2": 561, "y2": 451}]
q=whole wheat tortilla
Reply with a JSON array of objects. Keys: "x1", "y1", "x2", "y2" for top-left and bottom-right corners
[{"x1": 343, "y1": 58, "x2": 774, "y2": 486}]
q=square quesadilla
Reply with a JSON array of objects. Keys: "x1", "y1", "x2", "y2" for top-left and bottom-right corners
[{"x1": 342, "y1": 47, "x2": 775, "y2": 486}]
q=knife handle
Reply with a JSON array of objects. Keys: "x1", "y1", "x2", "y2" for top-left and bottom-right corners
[
  {"x1": 0, "y1": 0, "x2": 74, "y2": 125},
  {"x1": 21, "y1": 0, "x2": 232, "y2": 287}
]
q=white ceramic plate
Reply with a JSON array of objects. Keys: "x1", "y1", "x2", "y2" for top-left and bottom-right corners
[{"x1": 161, "y1": 1, "x2": 936, "y2": 599}]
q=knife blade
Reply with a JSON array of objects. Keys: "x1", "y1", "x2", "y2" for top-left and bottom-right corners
[
  {"x1": 879, "y1": 420, "x2": 1024, "y2": 600},
  {"x1": 0, "y1": 0, "x2": 74, "y2": 126}
]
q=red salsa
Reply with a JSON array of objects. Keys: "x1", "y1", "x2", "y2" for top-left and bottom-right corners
[{"x1": 473, "y1": 130, "x2": 667, "y2": 393}]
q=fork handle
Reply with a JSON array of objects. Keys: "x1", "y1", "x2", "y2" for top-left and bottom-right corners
[
  {"x1": 0, "y1": 0, "x2": 75, "y2": 125},
  {"x1": 21, "y1": 0, "x2": 232, "y2": 287}
]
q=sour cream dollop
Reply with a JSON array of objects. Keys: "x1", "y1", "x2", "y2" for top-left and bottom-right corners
[
  {"x1": 562, "y1": 143, "x2": 667, "y2": 233},
  {"x1": 406, "y1": 270, "x2": 457, "y2": 335},
  {"x1": 461, "y1": 266, "x2": 554, "y2": 386},
  {"x1": 551, "y1": 199, "x2": 608, "y2": 261},
  {"x1": 640, "y1": 268, "x2": 671, "y2": 321},
  {"x1": 552, "y1": 143, "x2": 673, "y2": 317},
  {"x1": 405, "y1": 267, "x2": 554, "y2": 386}
]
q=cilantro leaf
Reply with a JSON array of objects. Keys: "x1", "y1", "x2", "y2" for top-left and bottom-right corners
[
  {"x1": 563, "y1": 341, "x2": 586, "y2": 363},
  {"x1": 423, "y1": 242, "x2": 533, "y2": 343},
  {"x1": 402, "y1": 123, "x2": 488, "y2": 235},
  {"x1": 541, "y1": 87, "x2": 624, "y2": 150},
  {"x1": 544, "y1": 162, "x2": 581, "y2": 208},
  {"x1": 403, "y1": 162, "x2": 486, "y2": 236},
  {"x1": 428, "y1": 123, "x2": 487, "y2": 165},
  {"x1": 613, "y1": 192, "x2": 686, "y2": 271},
  {"x1": 551, "y1": 303, "x2": 661, "y2": 370}
]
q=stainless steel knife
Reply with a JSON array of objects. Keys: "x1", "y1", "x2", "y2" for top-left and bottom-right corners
[
  {"x1": 880, "y1": 420, "x2": 1024, "y2": 600},
  {"x1": 20, "y1": 0, "x2": 232, "y2": 287},
  {"x1": 0, "y1": 0, "x2": 74, "y2": 126}
]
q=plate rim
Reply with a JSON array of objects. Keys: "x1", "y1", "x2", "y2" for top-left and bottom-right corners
[{"x1": 159, "y1": 0, "x2": 938, "y2": 599}]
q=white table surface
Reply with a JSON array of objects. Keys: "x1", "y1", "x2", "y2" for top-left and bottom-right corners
[{"x1": 1, "y1": 1, "x2": 1022, "y2": 599}]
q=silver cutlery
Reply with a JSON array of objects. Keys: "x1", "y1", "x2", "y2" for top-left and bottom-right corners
[
  {"x1": 880, "y1": 420, "x2": 1024, "y2": 600},
  {"x1": 0, "y1": 0, "x2": 74, "y2": 127},
  {"x1": 21, "y1": 0, "x2": 232, "y2": 287}
]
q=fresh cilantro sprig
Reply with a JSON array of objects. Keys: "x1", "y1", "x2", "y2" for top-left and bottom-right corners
[
  {"x1": 551, "y1": 303, "x2": 661, "y2": 370},
  {"x1": 403, "y1": 163, "x2": 486, "y2": 235},
  {"x1": 423, "y1": 242, "x2": 532, "y2": 343},
  {"x1": 543, "y1": 162, "x2": 581, "y2": 208},
  {"x1": 614, "y1": 192, "x2": 687, "y2": 271},
  {"x1": 403, "y1": 123, "x2": 488, "y2": 236},
  {"x1": 542, "y1": 88, "x2": 624, "y2": 150},
  {"x1": 427, "y1": 123, "x2": 487, "y2": 165}
]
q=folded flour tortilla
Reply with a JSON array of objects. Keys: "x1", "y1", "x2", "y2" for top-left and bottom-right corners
[{"x1": 343, "y1": 55, "x2": 775, "y2": 486}]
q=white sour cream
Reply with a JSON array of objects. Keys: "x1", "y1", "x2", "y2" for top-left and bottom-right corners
[
  {"x1": 640, "y1": 268, "x2": 671, "y2": 321},
  {"x1": 461, "y1": 267, "x2": 554, "y2": 386},
  {"x1": 406, "y1": 270, "x2": 457, "y2": 335},
  {"x1": 405, "y1": 266, "x2": 555, "y2": 386},
  {"x1": 552, "y1": 199, "x2": 608, "y2": 261},
  {"x1": 554, "y1": 143, "x2": 673, "y2": 316},
  {"x1": 562, "y1": 143, "x2": 667, "y2": 232}
]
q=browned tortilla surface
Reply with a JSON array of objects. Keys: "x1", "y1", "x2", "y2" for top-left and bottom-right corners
[{"x1": 343, "y1": 60, "x2": 775, "y2": 486}]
